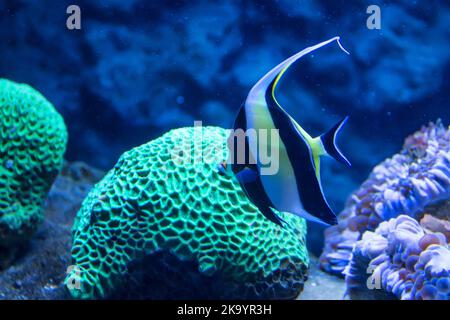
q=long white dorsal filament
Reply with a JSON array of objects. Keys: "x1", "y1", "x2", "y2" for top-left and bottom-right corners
[{"x1": 247, "y1": 36, "x2": 350, "y2": 101}]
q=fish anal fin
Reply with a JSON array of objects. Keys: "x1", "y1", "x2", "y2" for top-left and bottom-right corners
[{"x1": 259, "y1": 206, "x2": 286, "y2": 228}]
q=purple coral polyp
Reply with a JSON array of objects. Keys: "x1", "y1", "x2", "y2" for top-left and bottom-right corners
[
  {"x1": 320, "y1": 121, "x2": 450, "y2": 276},
  {"x1": 344, "y1": 215, "x2": 449, "y2": 300}
]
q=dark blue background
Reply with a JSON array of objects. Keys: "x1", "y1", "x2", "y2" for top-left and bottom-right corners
[{"x1": 1, "y1": 0, "x2": 449, "y2": 253}]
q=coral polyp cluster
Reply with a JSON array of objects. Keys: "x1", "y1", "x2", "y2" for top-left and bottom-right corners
[
  {"x1": 0, "y1": 79, "x2": 67, "y2": 249},
  {"x1": 320, "y1": 121, "x2": 450, "y2": 276},
  {"x1": 344, "y1": 215, "x2": 449, "y2": 300},
  {"x1": 66, "y1": 126, "x2": 309, "y2": 299}
]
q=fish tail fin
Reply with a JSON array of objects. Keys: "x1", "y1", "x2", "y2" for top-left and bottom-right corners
[{"x1": 319, "y1": 116, "x2": 351, "y2": 166}]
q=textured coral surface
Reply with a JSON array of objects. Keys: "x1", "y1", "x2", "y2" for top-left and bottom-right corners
[
  {"x1": 320, "y1": 121, "x2": 450, "y2": 275},
  {"x1": 66, "y1": 126, "x2": 309, "y2": 299},
  {"x1": 344, "y1": 215, "x2": 449, "y2": 300},
  {"x1": 0, "y1": 79, "x2": 67, "y2": 249},
  {"x1": 0, "y1": 162, "x2": 104, "y2": 299}
]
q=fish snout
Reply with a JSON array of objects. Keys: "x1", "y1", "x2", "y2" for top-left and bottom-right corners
[{"x1": 217, "y1": 161, "x2": 228, "y2": 176}]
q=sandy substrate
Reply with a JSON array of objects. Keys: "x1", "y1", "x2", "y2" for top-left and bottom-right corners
[{"x1": 298, "y1": 255, "x2": 347, "y2": 300}]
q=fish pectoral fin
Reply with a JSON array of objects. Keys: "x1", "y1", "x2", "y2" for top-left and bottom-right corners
[
  {"x1": 235, "y1": 166, "x2": 259, "y2": 184},
  {"x1": 319, "y1": 116, "x2": 351, "y2": 166},
  {"x1": 259, "y1": 206, "x2": 286, "y2": 228}
]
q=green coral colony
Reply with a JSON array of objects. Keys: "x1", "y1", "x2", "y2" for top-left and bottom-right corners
[
  {"x1": 0, "y1": 79, "x2": 67, "y2": 248},
  {"x1": 66, "y1": 126, "x2": 309, "y2": 299}
]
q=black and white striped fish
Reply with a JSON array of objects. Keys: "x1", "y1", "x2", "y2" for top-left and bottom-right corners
[{"x1": 219, "y1": 37, "x2": 351, "y2": 227}]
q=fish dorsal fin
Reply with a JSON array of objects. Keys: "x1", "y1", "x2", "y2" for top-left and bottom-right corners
[
  {"x1": 246, "y1": 36, "x2": 350, "y2": 109},
  {"x1": 319, "y1": 116, "x2": 351, "y2": 166}
]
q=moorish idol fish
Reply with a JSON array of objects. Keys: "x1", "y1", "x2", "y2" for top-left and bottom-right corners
[{"x1": 219, "y1": 36, "x2": 351, "y2": 227}]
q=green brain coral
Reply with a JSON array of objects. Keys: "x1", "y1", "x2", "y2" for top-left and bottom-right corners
[
  {"x1": 0, "y1": 79, "x2": 67, "y2": 247},
  {"x1": 66, "y1": 126, "x2": 309, "y2": 299}
]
